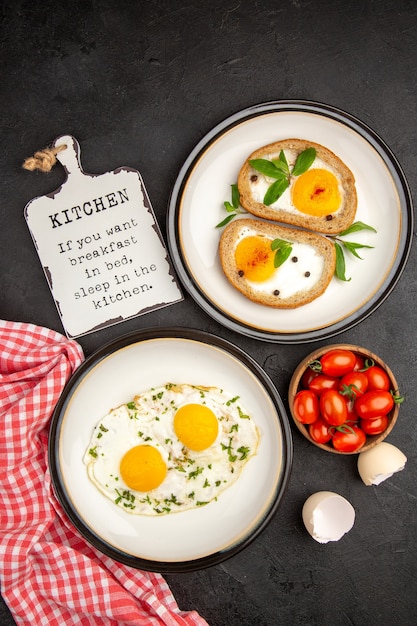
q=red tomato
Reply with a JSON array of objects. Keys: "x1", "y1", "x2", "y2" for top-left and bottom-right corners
[
  {"x1": 353, "y1": 355, "x2": 365, "y2": 371},
  {"x1": 364, "y1": 365, "x2": 391, "y2": 391},
  {"x1": 309, "y1": 418, "x2": 332, "y2": 444},
  {"x1": 309, "y1": 374, "x2": 340, "y2": 396},
  {"x1": 319, "y1": 389, "x2": 348, "y2": 426},
  {"x1": 320, "y1": 349, "x2": 356, "y2": 377},
  {"x1": 301, "y1": 367, "x2": 317, "y2": 389},
  {"x1": 345, "y1": 400, "x2": 359, "y2": 424},
  {"x1": 360, "y1": 415, "x2": 389, "y2": 435},
  {"x1": 339, "y1": 371, "x2": 368, "y2": 398},
  {"x1": 293, "y1": 390, "x2": 319, "y2": 424},
  {"x1": 355, "y1": 390, "x2": 394, "y2": 419},
  {"x1": 332, "y1": 425, "x2": 366, "y2": 452}
]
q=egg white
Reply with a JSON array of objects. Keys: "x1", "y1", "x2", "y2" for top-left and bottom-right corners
[
  {"x1": 83, "y1": 383, "x2": 260, "y2": 515},
  {"x1": 234, "y1": 226, "x2": 325, "y2": 299},
  {"x1": 248, "y1": 150, "x2": 345, "y2": 215}
]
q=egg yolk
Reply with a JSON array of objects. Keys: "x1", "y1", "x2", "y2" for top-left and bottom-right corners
[
  {"x1": 292, "y1": 168, "x2": 341, "y2": 216},
  {"x1": 120, "y1": 445, "x2": 167, "y2": 492},
  {"x1": 234, "y1": 236, "x2": 276, "y2": 282},
  {"x1": 174, "y1": 404, "x2": 219, "y2": 451}
]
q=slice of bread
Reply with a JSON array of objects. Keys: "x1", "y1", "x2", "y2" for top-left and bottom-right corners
[
  {"x1": 219, "y1": 218, "x2": 336, "y2": 308},
  {"x1": 238, "y1": 138, "x2": 357, "y2": 234}
]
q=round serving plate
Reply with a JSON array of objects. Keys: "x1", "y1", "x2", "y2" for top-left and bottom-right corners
[
  {"x1": 167, "y1": 100, "x2": 413, "y2": 343},
  {"x1": 48, "y1": 327, "x2": 293, "y2": 572}
]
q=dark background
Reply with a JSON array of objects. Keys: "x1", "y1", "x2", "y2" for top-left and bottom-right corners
[{"x1": 1, "y1": 1, "x2": 416, "y2": 624}]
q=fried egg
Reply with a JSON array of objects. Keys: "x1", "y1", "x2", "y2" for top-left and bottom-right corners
[
  {"x1": 249, "y1": 150, "x2": 343, "y2": 218},
  {"x1": 84, "y1": 383, "x2": 260, "y2": 515},
  {"x1": 233, "y1": 224, "x2": 326, "y2": 300}
]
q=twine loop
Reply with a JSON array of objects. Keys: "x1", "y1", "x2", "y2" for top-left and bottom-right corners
[{"x1": 22, "y1": 144, "x2": 67, "y2": 172}]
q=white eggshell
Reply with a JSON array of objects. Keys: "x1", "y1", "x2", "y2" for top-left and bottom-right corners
[
  {"x1": 302, "y1": 491, "x2": 355, "y2": 544},
  {"x1": 357, "y1": 442, "x2": 407, "y2": 486}
]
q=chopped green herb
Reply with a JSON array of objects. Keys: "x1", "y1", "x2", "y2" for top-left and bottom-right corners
[
  {"x1": 237, "y1": 446, "x2": 250, "y2": 460},
  {"x1": 221, "y1": 437, "x2": 237, "y2": 462},
  {"x1": 188, "y1": 466, "x2": 204, "y2": 480},
  {"x1": 237, "y1": 406, "x2": 250, "y2": 419}
]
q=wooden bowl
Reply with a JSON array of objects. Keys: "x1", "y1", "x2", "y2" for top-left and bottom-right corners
[{"x1": 288, "y1": 344, "x2": 401, "y2": 455}]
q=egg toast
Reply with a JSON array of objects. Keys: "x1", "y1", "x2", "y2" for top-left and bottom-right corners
[
  {"x1": 219, "y1": 218, "x2": 336, "y2": 308},
  {"x1": 238, "y1": 138, "x2": 357, "y2": 234}
]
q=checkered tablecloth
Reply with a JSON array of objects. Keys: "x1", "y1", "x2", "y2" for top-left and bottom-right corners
[{"x1": 0, "y1": 321, "x2": 208, "y2": 626}]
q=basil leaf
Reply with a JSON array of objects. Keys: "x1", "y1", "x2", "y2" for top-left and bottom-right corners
[
  {"x1": 231, "y1": 184, "x2": 240, "y2": 209},
  {"x1": 273, "y1": 242, "x2": 293, "y2": 268},
  {"x1": 334, "y1": 241, "x2": 351, "y2": 281},
  {"x1": 216, "y1": 213, "x2": 236, "y2": 228},
  {"x1": 272, "y1": 151, "x2": 290, "y2": 176},
  {"x1": 223, "y1": 201, "x2": 236, "y2": 213},
  {"x1": 338, "y1": 221, "x2": 377, "y2": 236},
  {"x1": 291, "y1": 147, "x2": 316, "y2": 176},
  {"x1": 249, "y1": 158, "x2": 287, "y2": 179},
  {"x1": 271, "y1": 238, "x2": 291, "y2": 251},
  {"x1": 264, "y1": 177, "x2": 289, "y2": 205},
  {"x1": 341, "y1": 240, "x2": 374, "y2": 260},
  {"x1": 279, "y1": 149, "x2": 289, "y2": 169}
]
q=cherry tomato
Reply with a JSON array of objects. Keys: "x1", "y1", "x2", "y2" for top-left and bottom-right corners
[
  {"x1": 364, "y1": 365, "x2": 391, "y2": 391},
  {"x1": 353, "y1": 354, "x2": 366, "y2": 371},
  {"x1": 301, "y1": 367, "x2": 317, "y2": 389},
  {"x1": 355, "y1": 390, "x2": 394, "y2": 419},
  {"x1": 309, "y1": 418, "x2": 333, "y2": 444},
  {"x1": 332, "y1": 425, "x2": 366, "y2": 452},
  {"x1": 319, "y1": 349, "x2": 356, "y2": 377},
  {"x1": 339, "y1": 371, "x2": 368, "y2": 398},
  {"x1": 320, "y1": 389, "x2": 348, "y2": 426},
  {"x1": 309, "y1": 374, "x2": 340, "y2": 396},
  {"x1": 345, "y1": 400, "x2": 359, "y2": 424},
  {"x1": 293, "y1": 390, "x2": 319, "y2": 424},
  {"x1": 360, "y1": 415, "x2": 389, "y2": 435}
]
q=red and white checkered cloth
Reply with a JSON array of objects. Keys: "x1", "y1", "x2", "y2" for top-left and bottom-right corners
[{"x1": 0, "y1": 321, "x2": 209, "y2": 626}]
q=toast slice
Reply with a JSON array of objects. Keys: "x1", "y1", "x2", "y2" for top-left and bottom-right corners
[
  {"x1": 219, "y1": 218, "x2": 336, "y2": 308},
  {"x1": 238, "y1": 139, "x2": 357, "y2": 234}
]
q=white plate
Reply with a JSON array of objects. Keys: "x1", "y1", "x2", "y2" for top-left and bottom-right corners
[
  {"x1": 167, "y1": 101, "x2": 413, "y2": 343},
  {"x1": 49, "y1": 328, "x2": 292, "y2": 572}
]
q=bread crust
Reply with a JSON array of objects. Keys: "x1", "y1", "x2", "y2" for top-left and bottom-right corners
[
  {"x1": 219, "y1": 218, "x2": 336, "y2": 308},
  {"x1": 238, "y1": 138, "x2": 357, "y2": 234}
]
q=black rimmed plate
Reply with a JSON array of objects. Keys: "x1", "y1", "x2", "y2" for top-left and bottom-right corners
[
  {"x1": 48, "y1": 327, "x2": 292, "y2": 572},
  {"x1": 167, "y1": 101, "x2": 413, "y2": 343}
]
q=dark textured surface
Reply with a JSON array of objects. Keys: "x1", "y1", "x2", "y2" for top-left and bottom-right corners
[{"x1": 1, "y1": 1, "x2": 416, "y2": 624}]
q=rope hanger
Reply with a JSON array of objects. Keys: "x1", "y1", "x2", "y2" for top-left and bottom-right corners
[{"x1": 22, "y1": 144, "x2": 67, "y2": 173}]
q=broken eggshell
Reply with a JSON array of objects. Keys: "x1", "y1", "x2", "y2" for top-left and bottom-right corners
[
  {"x1": 357, "y1": 441, "x2": 407, "y2": 486},
  {"x1": 302, "y1": 491, "x2": 355, "y2": 544}
]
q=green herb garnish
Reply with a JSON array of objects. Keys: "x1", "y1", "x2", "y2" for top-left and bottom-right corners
[
  {"x1": 216, "y1": 183, "x2": 247, "y2": 227},
  {"x1": 250, "y1": 147, "x2": 316, "y2": 205},
  {"x1": 271, "y1": 238, "x2": 293, "y2": 268},
  {"x1": 329, "y1": 221, "x2": 377, "y2": 281}
]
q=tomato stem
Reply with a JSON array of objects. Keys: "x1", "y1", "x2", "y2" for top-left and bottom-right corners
[
  {"x1": 392, "y1": 389, "x2": 405, "y2": 404},
  {"x1": 309, "y1": 359, "x2": 322, "y2": 373}
]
